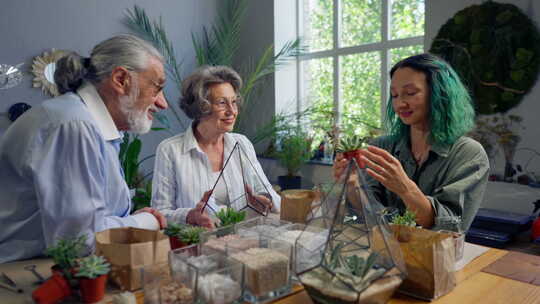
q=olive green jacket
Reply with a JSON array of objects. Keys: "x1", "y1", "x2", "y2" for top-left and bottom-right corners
[{"x1": 367, "y1": 135, "x2": 490, "y2": 232}]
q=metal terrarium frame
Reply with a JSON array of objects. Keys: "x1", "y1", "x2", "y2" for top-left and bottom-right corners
[
  {"x1": 200, "y1": 142, "x2": 273, "y2": 217},
  {"x1": 295, "y1": 158, "x2": 406, "y2": 304}
]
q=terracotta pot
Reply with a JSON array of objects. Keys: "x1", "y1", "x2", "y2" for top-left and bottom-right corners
[
  {"x1": 169, "y1": 236, "x2": 187, "y2": 250},
  {"x1": 343, "y1": 150, "x2": 365, "y2": 168},
  {"x1": 32, "y1": 273, "x2": 72, "y2": 304},
  {"x1": 79, "y1": 274, "x2": 108, "y2": 303}
]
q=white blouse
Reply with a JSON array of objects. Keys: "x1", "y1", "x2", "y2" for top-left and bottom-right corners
[{"x1": 151, "y1": 125, "x2": 281, "y2": 224}]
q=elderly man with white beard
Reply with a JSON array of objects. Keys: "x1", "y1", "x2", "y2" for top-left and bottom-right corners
[{"x1": 0, "y1": 35, "x2": 169, "y2": 262}]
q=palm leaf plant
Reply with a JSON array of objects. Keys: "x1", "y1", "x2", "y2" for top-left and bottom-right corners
[{"x1": 124, "y1": 1, "x2": 302, "y2": 138}]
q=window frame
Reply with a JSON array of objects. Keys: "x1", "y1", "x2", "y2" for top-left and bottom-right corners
[{"x1": 296, "y1": 0, "x2": 424, "y2": 133}]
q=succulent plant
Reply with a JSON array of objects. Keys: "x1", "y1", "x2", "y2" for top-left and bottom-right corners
[
  {"x1": 164, "y1": 222, "x2": 187, "y2": 238},
  {"x1": 216, "y1": 207, "x2": 246, "y2": 227},
  {"x1": 179, "y1": 226, "x2": 206, "y2": 245},
  {"x1": 75, "y1": 255, "x2": 110, "y2": 279},
  {"x1": 391, "y1": 209, "x2": 417, "y2": 227},
  {"x1": 335, "y1": 134, "x2": 367, "y2": 153},
  {"x1": 45, "y1": 235, "x2": 87, "y2": 276}
]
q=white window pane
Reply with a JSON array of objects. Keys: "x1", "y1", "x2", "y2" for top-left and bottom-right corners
[
  {"x1": 302, "y1": 57, "x2": 334, "y2": 144},
  {"x1": 302, "y1": 0, "x2": 333, "y2": 52},
  {"x1": 391, "y1": 0, "x2": 425, "y2": 40},
  {"x1": 390, "y1": 44, "x2": 424, "y2": 67},
  {"x1": 341, "y1": 0, "x2": 382, "y2": 47},
  {"x1": 340, "y1": 52, "x2": 381, "y2": 136}
]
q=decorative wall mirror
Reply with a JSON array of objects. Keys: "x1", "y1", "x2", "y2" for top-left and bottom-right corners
[
  {"x1": 31, "y1": 49, "x2": 69, "y2": 97},
  {"x1": 0, "y1": 63, "x2": 24, "y2": 90}
]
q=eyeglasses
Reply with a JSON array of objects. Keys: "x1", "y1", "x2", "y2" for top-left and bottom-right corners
[{"x1": 211, "y1": 97, "x2": 241, "y2": 111}]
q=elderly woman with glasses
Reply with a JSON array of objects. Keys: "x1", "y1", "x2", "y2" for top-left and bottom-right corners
[{"x1": 151, "y1": 65, "x2": 280, "y2": 228}]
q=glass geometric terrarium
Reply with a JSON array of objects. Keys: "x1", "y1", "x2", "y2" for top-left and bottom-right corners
[
  {"x1": 201, "y1": 142, "x2": 275, "y2": 217},
  {"x1": 295, "y1": 159, "x2": 406, "y2": 303}
]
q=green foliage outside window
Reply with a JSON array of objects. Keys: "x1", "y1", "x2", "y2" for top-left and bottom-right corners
[{"x1": 303, "y1": 0, "x2": 424, "y2": 143}]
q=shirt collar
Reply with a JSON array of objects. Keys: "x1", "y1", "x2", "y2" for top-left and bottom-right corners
[
  {"x1": 77, "y1": 82, "x2": 121, "y2": 141},
  {"x1": 182, "y1": 123, "x2": 237, "y2": 154},
  {"x1": 395, "y1": 135, "x2": 451, "y2": 158}
]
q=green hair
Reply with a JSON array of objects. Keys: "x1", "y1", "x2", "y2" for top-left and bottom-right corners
[{"x1": 385, "y1": 53, "x2": 475, "y2": 146}]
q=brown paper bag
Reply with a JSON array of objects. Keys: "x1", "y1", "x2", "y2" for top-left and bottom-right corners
[
  {"x1": 280, "y1": 189, "x2": 316, "y2": 223},
  {"x1": 391, "y1": 225, "x2": 456, "y2": 300},
  {"x1": 95, "y1": 227, "x2": 170, "y2": 291}
]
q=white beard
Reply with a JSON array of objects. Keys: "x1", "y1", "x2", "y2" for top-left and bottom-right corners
[{"x1": 118, "y1": 79, "x2": 154, "y2": 134}]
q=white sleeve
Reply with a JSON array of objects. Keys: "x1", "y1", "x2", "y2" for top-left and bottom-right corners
[
  {"x1": 151, "y1": 141, "x2": 191, "y2": 224},
  {"x1": 31, "y1": 121, "x2": 150, "y2": 251}
]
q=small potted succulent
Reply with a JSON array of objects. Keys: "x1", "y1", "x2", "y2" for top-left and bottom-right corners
[
  {"x1": 32, "y1": 271, "x2": 73, "y2": 304},
  {"x1": 165, "y1": 222, "x2": 206, "y2": 250},
  {"x1": 390, "y1": 209, "x2": 418, "y2": 242},
  {"x1": 33, "y1": 235, "x2": 87, "y2": 303},
  {"x1": 45, "y1": 234, "x2": 87, "y2": 278},
  {"x1": 75, "y1": 255, "x2": 111, "y2": 303},
  {"x1": 216, "y1": 207, "x2": 246, "y2": 227},
  {"x1": 336, "y1": 134, "x2": 368, "y2": 168},
  {"x1": 165, "y1": 222, "x2": 187, "y2": 250},
  {"x1": 214, "y1": 207, "x2": 247, "y2": 237}
]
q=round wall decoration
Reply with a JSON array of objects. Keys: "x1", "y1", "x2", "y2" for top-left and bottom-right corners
[
  {"x1": 31, "y1": 49, "x2": 69, "y2": 97},
  {"x1": 429, "y1": 1, "x2": 540, "y2": 114}
]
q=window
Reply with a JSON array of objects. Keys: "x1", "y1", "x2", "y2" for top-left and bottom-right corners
[{"x1": 298, "y1": 0, "x2": 425, "y2": 142}]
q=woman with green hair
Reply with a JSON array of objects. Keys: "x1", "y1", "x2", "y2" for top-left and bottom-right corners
[{"x1": 333, "y1": 53, "x2": 489, "y2": 232}]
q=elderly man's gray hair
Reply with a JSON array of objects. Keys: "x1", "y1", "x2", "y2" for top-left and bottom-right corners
[
  {"x1": 180, "y1": 65, "x2": 242, "y2": 120},
  {"x1": 55, "y1": 34, "x2": 163, "y2": 94}
]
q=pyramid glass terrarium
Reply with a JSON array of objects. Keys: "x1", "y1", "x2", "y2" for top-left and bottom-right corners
[
  {"x1": 295, "y1": 159, "x2": 406, "y2": 304},
  {"x1": 201, "y1": 142, "x2": 275, "y2": 218}
]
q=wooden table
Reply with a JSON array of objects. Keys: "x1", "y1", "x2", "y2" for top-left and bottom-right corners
[
  {"x1": 274, "y1": 248, "x2": 540, "y2": 304},
  {"x1": 2, "y1": 247, "x2": 539, "y2": 304}
]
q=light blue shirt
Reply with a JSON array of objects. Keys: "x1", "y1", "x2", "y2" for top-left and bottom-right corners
[{"x1": 0, "y1": 83, "x2": 155, "y2": 263}]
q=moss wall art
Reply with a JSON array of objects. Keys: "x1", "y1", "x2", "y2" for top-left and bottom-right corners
[{"x1": 430, "y1": 1, "x2": 540, "y2": 114}]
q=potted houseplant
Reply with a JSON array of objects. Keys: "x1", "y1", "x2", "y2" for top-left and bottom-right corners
[
  {"x1": 165, "y1": 222, "x2": 206, "y2": 249},
  {"x1": 390, "y1": 209, "x2": 417, "y2": 242},
  {"x1": 45, "y1": 234, "x2": 87, "y2": 279},
  {"x1": 75, "y1": 255, "x2": 111, "y2": 303},
  {"x1": 32, "y1": 271, "x2": 73, "y2": 304},
  {"x1": 336, "y1": 134, "x2": 368, "y2": 168},
  {"x1": 213, "y1": 207, "x2": 247, "y2": 237},
  {"x1": 273, "y1": 127, "x2": 314, "y2": 190},
  {"x1": 164, "y1": 222, "x2": 187, "y2": 250}
]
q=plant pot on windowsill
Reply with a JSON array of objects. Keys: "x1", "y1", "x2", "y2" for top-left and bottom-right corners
[
  {"x1": 32, "y1": 273, "x2": 72, "y2": 304},
  {"x1": 278, "y1": 175, "x2": 301, "y2": 190}
]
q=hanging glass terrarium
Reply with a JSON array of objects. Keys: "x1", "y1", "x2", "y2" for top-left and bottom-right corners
[{"x1": 295, "y1": 159, "x2": 406, "y2": 304}]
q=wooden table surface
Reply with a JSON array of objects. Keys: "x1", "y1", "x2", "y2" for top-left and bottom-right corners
[
  {"x1": 274, "y1": 248, "x2": 540, "y2": 304},
  {"x1": 2, "y1": 247, "x2": 539, "y2": 304}
]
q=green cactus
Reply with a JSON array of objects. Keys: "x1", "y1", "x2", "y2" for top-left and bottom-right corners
[{"x1": 75, "y1": 255, "x2": 110, "y2": 279}]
